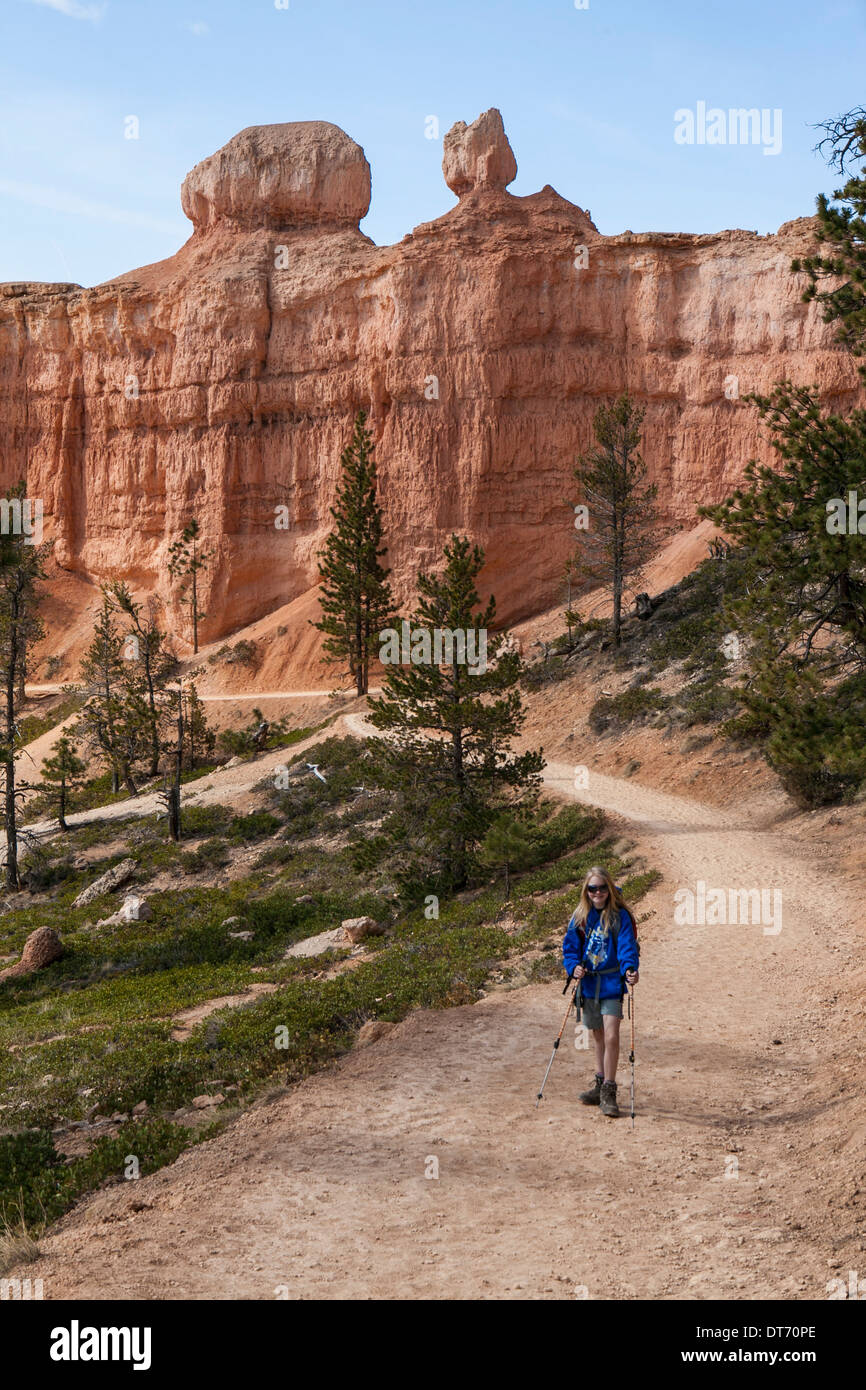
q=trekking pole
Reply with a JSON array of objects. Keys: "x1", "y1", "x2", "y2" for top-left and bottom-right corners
[
  {"x1": 535, "y1": 969, "x2": 578, "y2": 1108},
  {"x1": 628, "y1": 982, "x2": 636, "y2": 1129}
]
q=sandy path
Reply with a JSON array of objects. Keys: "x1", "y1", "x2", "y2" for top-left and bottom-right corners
[
  {"x1": 16, "y1": 734, "x2": 863, "y2": 1300},
  {"x1": 7, "y1": 716, "x2": 364, "y2": 856}
]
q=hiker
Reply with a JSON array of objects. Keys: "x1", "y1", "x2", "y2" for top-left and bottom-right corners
[{"x1": 562, "y1": 866, "x2": 639, "y2": 1118}]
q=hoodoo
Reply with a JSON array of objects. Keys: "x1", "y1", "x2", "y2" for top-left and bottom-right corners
[{"x1": 0, "y1": 110, "x2": 860, "y2": 656}]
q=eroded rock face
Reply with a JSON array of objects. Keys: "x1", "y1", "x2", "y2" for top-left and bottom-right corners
[
  {"x1": 443, "y1": 108, "x2": 517, "y2": 196},
  {"x1": 0, "y1": 111, "x2": 860, "y2": 655},
  {"x1": 181, "y1": 121, "x2": 372, "y2": 231}
]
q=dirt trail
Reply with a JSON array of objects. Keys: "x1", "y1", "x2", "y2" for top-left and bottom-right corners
[
  {"x1": 5, "y1": 712, "x2": 363, "y2": 856},
  {"x1": 17, "y1": 738, "x2": 864, "y2": 1300}
]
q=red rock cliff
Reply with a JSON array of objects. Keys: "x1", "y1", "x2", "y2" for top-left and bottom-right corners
[{"x1": 0, "y1": 109, "x2": 859, "y2": 644}]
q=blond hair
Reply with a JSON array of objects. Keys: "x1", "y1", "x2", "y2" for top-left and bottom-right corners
[{"x1": 572, "y1": 866, "x2": 627, "y2": 935}]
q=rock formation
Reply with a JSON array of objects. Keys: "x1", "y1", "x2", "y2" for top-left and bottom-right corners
[
  {"x1": 0, "y1": 109, "x2": 860, "y2": 655},
  {"x1": 0, "y1": 926, "x2": 63, "y2": 982}
]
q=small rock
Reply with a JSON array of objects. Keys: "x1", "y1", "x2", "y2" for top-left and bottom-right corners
[
  {"x1": 132, "y1": 1100, "x2": 149, "y2": 1116},
  {"x1": 296, "y1": 894, "x2": 314, "y2": 904},
  {"x1": 191, "y1": 1093, "x2": 225, "y2": 1109},
  {"x1": 228, "y1": 931, "x2": 254, "y2": 941}
]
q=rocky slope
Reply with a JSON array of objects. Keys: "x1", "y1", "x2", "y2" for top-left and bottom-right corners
[{"x1": 0, "y1": 109, "x2": 859, "y2": 650}]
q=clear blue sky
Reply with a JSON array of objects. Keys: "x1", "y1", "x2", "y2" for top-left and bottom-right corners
[{"x1": 1, "y1": 0, "x2": 864, "y2": 287}]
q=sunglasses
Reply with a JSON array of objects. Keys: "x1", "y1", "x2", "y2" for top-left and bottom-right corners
[{"x1": 587, "y1": 884, "x2": 608, "y2": 893}]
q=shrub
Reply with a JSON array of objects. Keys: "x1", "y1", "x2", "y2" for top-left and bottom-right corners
[
  {"x1": 223, "y1": 640, "x2": 257, "y2": 666},
  {"x1": 589, "y1": 686, "x2": 670, "y2": 733},
  {"x1": 179, "y1": 838, "x2": 231, "y2": 873}
]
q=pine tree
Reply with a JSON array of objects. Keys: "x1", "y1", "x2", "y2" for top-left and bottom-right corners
[
  {"x1": 168, "y1": 519, "x2": 212, "y2": 655},
  {"x1": 184, "y1": 682, "x2": 215, "y2": 770},
  {"x1": 700, "y1": 384, "x2": 866, "y2": 803},
  {"x1": 367, "y1": 534, "x2": 543, "y2": 897},
  {"x1": 78, "y1": 592, "x2": 141, "y2": 795},
  {"x1": 793, "y1": 108, "x2": 866, "y2": 374},
  {"x1": 478, "y1": 812, "x2": 535, "y2": 901},
  {"x1": 108, "y1": 582, "x2": 177, "y2": 776},
  {"x1": 40, "y1": 733, "x2": 86, "y2": 830},
  {"x1": 0, "y1": 485, "x2": 50, "y2": 889},
  {"x1": 572, "y1": 394, "x2": 659, "y2": 647},
  {"x1": 313, "y1": 410, "x2": 394, "y2": 696}
]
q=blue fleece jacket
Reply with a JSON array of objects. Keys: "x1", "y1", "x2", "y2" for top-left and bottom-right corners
[{"x1": 562, "y1": 903, "x2": 639, "y2": 1000}]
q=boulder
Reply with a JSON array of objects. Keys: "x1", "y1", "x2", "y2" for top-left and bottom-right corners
[
  {"x1": 191, "y1": 1093, "x2": 225, "y2": 1109},
  {"x1": 122, "y1": 895, "x2": 152, "y2": 922},
  {"x1": 95, "y1": 894, "x2": 153, "y2": 928},
  {"x1": 72, "y1": 858, "x2": 136, "y2": 909},
  {"x1": 0, "y1": 926, "x2": 63, "y2": 982},
  {"x1": 339, "y1": 916, "x2": 384, "y2": 945}
]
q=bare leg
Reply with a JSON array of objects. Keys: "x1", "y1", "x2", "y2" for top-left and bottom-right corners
[
  {"x1": 603, "y1": 1015, "x2": 621, "y2": 1083},
  {"x1": 592, "y1": 1026, "x2": 604, "y2": 1076}
]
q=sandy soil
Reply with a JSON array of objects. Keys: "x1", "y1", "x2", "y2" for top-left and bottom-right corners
[{"x1": 13, "y1": 720, "x2": 866, "y2": 1300}]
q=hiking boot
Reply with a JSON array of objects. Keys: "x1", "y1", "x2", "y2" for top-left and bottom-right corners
[
  {"x1": 579, "y1": 1074, "x2": 603, "y2": 1105},
  {"x1": 600, "y1": 1081, "x2": 620, "y2": 1117}
]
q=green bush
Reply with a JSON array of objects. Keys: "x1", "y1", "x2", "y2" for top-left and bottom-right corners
[
  {"x1": 679, "y1": 680, "x2": 739, "y2": 727},
  {"x1": 589, "y1": 686, "x2": 670, "y2": 733},
  {"x1": 227, "y1": 811, "x2": 282, "y2": 842},
  {"x1": 179, "y1": 838, "x2": 231, "y2": 874},
  {"x1": 182, "y1": 805, "x2": 232, "y2": 837},
  {"x1": 0, "y1": 1129, "x2": 63, "y2": 1230}
]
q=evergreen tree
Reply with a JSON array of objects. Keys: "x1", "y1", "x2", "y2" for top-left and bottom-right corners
[
  {"x1": 700, "y1": 385, "x2": 866, "y2": 803},
  {"x1": 184, "y1": 681, "x2": 215, "y2": 770},
  {"x1": 78, "y1": 592, "x2": 141, "y2": 795},
  {"x1": 0, "y1": 485, "x2": 51, "y2": 889},
  {"x1": 313, "y1": 410, "x2": 394, "y2": 696},
  {"x1": 478, "y1": 812, "x2": 535, "y2": 901},
  {"x1": 572, "y1": 394, "x2": 659, "y2": 646},
  {"x1": 367, "y1": 535, "x2": 543, "y2": 896},
  {"x1": 40, "y1": 733, "x2": 86, "y2": 830},
  {"x1": 108, "y1": 581, "x2": 177, "y2": 776},
  {"x1": 168, "y1": 519, "x2": 212, "y2": 655},
  {"x1": 793, "y1": 108, "x2": 866, "y2": 373}
]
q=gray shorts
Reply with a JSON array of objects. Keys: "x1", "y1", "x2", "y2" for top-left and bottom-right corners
[{"x1": 578, "y1": 994, "x2": 623, "y2": 1030}]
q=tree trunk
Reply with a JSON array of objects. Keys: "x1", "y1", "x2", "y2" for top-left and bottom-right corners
[
  {"x1": 167, "y1": 785, "x2": 180, "y2": 842},
  {"x1": 17, "y1": 636, "x2": 25, "y2": 706},
  {"x1": 141, "y1": 632, "x2": 160, "y2": 777},
  {"x1": 4, "y1": 590, "x2": 20, "y2": 891},
  {"x1": 58, "y1": 781, "x2": 67, "y2": 832},
  {"x1": 172, "y1": 684, "x2": 183, "y2": 840},
  {"x1": 191, "y1": 556, "x2": 199, "y2": 654}
]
